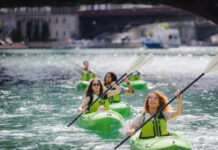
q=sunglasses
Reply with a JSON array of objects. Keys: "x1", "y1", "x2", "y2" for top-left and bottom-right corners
[{"x1": 92, "y1": 83, "x2": 100, "y2": 86}]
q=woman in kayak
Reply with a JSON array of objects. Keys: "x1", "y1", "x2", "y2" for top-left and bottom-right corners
[
  {"x1": 78, "y1": 60, "x2": 96, "y2": 81},
  {"x1": 128, "y1": 71, "x2": 141, "y2": 81},
  {"x1": 126, "y1": 90, "x2": 182, "y2": 138},
  {"x1": 77, "y1": 78, "x2": 121, "y2": 113},
  {"x1": 104, "y1": 72, "x2": 134, "y2": 103}
]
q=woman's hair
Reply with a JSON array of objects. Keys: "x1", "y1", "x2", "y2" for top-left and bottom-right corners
[
  {"x1": 144, "y1": 90, "x2": 172, "y2": 112},
  {"x1": 104, "y1": 72, "x2": 117, "y2": 85},
  {"x1": 85, "y1": 78, "x2": 105, "y2": 105},
  {"x1": 83, "y1": 60, "x2": 88, "y2": 64}
]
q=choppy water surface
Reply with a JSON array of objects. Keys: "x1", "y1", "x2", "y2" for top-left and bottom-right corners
[{"x1": 0, "y1": 47, "x2": 218, "y2": 150}]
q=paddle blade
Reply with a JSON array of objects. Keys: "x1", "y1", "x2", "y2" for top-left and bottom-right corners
[
  {"x1": 127, "y1": 54, "x2": 153, "y2": 74},
  {"x1": 127, "y1": 54, "x2": 145, "y2": 72},
  {"x1": 204, "y1": 54, "x2": 218, "y2": 73}
]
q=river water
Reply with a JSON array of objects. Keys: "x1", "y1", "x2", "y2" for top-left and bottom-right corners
[{"x1": 0, "y1": 47, "x2": 218, "y2": 150}]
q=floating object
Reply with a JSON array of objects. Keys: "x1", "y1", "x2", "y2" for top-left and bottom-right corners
[
  {"x1": 121, "y1": 80, "x2": 147, "y2": 90},
  {"x1": 130, "y1": 132, "x2": 192, "y2": 150},
  {"x1": 77, "y1": 110, "x2": 123, "y2": 132},
  {"x1": 75, "y1": 80, "x2": 89, "y2": 90},
  {"x1": 110, "y1": 102, "x2": 131, "y2": 117}
]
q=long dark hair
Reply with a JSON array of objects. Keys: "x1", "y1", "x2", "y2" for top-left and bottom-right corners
[
  {"x1": 104, "y1": 72, "x2": 117, "y2": 86},
  {"x1": 85, "y1": 78, "x2": 104, "y2": 105}
]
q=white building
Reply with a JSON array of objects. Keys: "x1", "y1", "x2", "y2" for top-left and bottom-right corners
[
  {"x1": 0, "y1": 7, "x2": 79, "y2": 41},
  {"x1": 49, "y1": 14, "x2": 78, "y2": 40}
]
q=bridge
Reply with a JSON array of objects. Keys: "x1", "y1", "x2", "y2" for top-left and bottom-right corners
[
  {"x1": 78, "y1": 6, "x2": 196, "y2": 38},
  {"x1": 0, "y1": 0, "x2": 217, "y2": 26}
]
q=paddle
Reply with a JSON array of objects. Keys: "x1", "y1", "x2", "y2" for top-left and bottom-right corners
[
  {"x1": 118, "y1": 54, "x2": 153, "y2": 85},
  {"x1": 67, "y1": 54, "x2": 153, "y2": 127},
  {"x1": 114, "y1": 54, "x2": 218, "y2": 149},
  {"x1": 141, "y1": 72, "x2": 166, "y2": 78}
]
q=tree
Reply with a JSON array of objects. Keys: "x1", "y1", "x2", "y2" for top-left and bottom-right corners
[
  {"x1": 41, "y1": 22, "x2": 49, "y2": 41},
  {"x1": 26, "y1": 21, "x2": 33, "y2": 41}
]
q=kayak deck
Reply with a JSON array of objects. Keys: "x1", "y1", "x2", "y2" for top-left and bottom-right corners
[
  {"x1": 77, "y1": 110, "x2": 123, "y2": 132},
  {"x1": 121, "y1": 80, "x2": 147, "y2": 90},
  {"x1": 75, "y1": 80, "x2": 89, "y2": 90},
  {"x1": 130, "y1": 132, "x2": 192, "y2": 150},
  {"x1": 110, "y1": 102, "x2": 131, "y2": 117}
]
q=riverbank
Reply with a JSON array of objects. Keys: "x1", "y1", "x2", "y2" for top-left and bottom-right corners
[
  {"x1": 1, "y1": 41, "x2": 218, "y2": 49},
  {"x1": 0, "y1": 43, "x2": 28, "y2": 49}
]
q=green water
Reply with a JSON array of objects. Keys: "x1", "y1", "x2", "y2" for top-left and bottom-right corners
[{"x1": 0, "y1": 47, "x2": 218, "y2": 150}]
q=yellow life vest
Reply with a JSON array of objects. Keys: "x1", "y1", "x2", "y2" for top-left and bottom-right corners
[
  {"x1": 140, "y1": 112, "x2": 169, "y2": 139},
  {"x1": 88, "y1": 95, "x2": 110, "y2": 113},
  {"x1": 81, "y1": 71, "x2": 94, "y2": 81},
  {"x1": 108, "y1": 93, "x2": 121, "y2": 103},
  {"x1": 129, "y1": 72, "x2": 140, "y2": 81}
]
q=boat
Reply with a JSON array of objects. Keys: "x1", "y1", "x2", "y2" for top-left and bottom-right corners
[
  {"x1": 77, "y1": 110, "x2": 123, "y2": 132},
  {"x1": 141, "y1": 24, "x2": 181, "y2": 49},
  {"x1": 75, "y1": 80, "x2": 89, "y2": 89},
  {"x1": 130, "y1": 131, "x2": 192, "y2": 150},
  {"x1": 121, "y1": 80, "x2": 147, "y2": 90},
  {"x1": 110, "y1": 102, "x2": 131, "y2": 117},
  {"x1": 142, "y1": 42, "x2": 164, "y2": 49}
]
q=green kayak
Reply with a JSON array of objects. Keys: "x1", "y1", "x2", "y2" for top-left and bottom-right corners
[
  {"x1": 130, "y1": 131, "x2": 192, "y2": 150},
  {"x1": 75, "y1": 80, "x2": 89, "y2": 90},
  {"x1": 77, "y1": 110, "x2": 123, "y2": 132},
  {"x1": 121, "y1": 80, "x2": 147, "y2": 90},
  {"x1": 110, "y1": 102, "x2": 131, "y2": 117}
]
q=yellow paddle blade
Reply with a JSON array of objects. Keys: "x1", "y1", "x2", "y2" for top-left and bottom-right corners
[
  {"x1": 127, "y1": 54, "x2": 153, "y2": 74},
  {"x1": 68, "y1": 60, "x2": 83, "y2": 70},
  {"x1": 205, "y1": 54, "x2": 218, "y2": 73},
  {"x1": 127, "y1": 54, "x2": 145, "y2": 72}
]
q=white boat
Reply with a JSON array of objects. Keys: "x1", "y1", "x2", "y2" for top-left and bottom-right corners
[{"x1": 141, "y1": 26, "x2": 181, "y2": 48}]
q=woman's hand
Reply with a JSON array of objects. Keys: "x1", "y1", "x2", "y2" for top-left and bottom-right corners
[
  {"x1": 98, "y1": 105, "x2": 105, "y2": 111},
  {"x1": 175, "y1": 89, "x2": 182, "y2": 101},
  {"x1": 77, "y1": 107, "x2": 86, "y2": 113},
  {"x1": 126, "y1": 128, "x2": 135, "y2": 136},
  {"x1": 111, "y1": 81, "x2": 118, "y2": 87},
  {"x1": 107, "y1": 81, "x2": 121, "y2": 97},
  {"x1": 77, "y1": 96, "x2": 90, "y2": 113},
  {"x1": 123, "y1": 76, "x2": 130, "y2": 84},
  {"x1": 138, "y1": 108, "x2": 145, "y2": 114}
]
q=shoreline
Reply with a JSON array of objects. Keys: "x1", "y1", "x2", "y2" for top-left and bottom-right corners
[
  {"x1": 0, "y1": 46, "x2": 217, "y2": 57},
  {"x1": 0, "y1": 43, "x2": 28, "y2": 49},
  {"x1": 1, "y1": 42, "x2": 218, "y2": 50}
]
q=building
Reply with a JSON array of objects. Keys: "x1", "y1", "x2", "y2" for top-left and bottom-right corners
[{"x1": 0, "y1": 7, "x2": 79, "y2": 42}]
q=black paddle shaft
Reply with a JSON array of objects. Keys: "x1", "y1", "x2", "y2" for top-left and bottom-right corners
[
  {"x1": 117, "y1": 72, "x2": 133, "y2": 85},
  {"x1": 114, "y1": 73, "x2": 205, "y2": 149},
  {"x1": 67, "y1": 73, "x2": 127, "y2": 127}
]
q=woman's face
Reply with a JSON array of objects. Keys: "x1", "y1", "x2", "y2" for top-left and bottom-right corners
[
  {"x1": 148, "y1": 93, "x2": 160, "y2": 108},
  {"x1": 83, "y1": 62, "x2": 89, "y2": 70},
  {"x1": 105, "y1": 74, "x2": 112, "y2": 84},
  {"x1": 92, "y1": 80, "x2": 100, "y2": 91}
]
